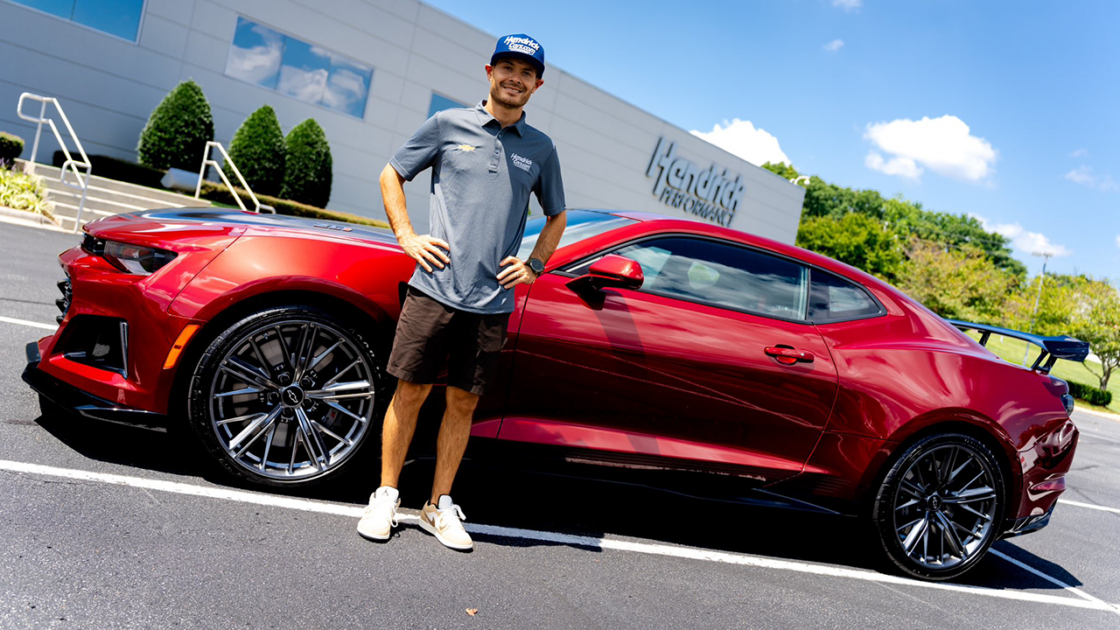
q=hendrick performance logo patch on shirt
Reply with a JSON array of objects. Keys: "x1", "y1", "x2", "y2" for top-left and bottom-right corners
[{"x1": 511, "y1": 153, "x2": 533, "y2": 172}]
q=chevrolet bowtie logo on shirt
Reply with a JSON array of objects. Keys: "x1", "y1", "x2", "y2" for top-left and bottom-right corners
[{"x1": 457, "y1": 144, "x2": 477, "y2": 152}]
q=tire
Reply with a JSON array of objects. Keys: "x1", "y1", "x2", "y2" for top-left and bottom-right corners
[
  {"x1": 871, "y1": 432, "x2": 1006, "y2": 581},
  {"x1": 187, "y1": 305, "x2": 385, "y2": 487}
]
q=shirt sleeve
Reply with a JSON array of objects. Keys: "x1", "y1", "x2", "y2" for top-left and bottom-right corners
[
  {"x1": 534, "y1": 145, "x2": 566, "y2": 217},
  {"x1": 389, "y1": 113, "x2": 441, "y2": 181}
]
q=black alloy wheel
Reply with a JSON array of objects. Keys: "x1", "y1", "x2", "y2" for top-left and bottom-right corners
[
  {"x1": 872, "y1": 432, "x2": 1006, "y2": 581},
  {"x1": 187, "y1": 306, "x2": 384, "y2": 486}
]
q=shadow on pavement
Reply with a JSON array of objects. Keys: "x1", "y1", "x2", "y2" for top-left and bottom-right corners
[{"x1": 33, "y1": 409, "x2": 1084, "y2": 593}]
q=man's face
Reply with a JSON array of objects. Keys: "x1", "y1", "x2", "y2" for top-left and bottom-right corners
[{"x1": 486, "y1": 57, "x2": 544, "y2": 109}]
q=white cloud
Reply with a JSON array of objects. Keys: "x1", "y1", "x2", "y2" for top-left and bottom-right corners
[
  {"x1": 863, "y1": 115, "x2": 997, "y2": 182},
  {"x1": 225, "y1": 27, "x2": 282, "y2": 85},
  {"x1": 823, "y1": 39, "x2": 845, "y2": 53},
  {"x1": 971, "y1": 214, "x2": 1071, "y2": 257},
  {"x1": 833, "y1": 0, "x2": 862, "y2": 11},
  {"x1": 278, "y1": 66, "x2": 328, "y2": 103},
  {"x1": 690, "y1": 118, "x2": 791, "y2": 167},
  {"x1": 865, "y1": 152, "x2": 921, "y2": 179},
  {"x1": 1065, "y1": 165, "x2": 1118, "y2": 192},
  {"x1": 1071, "y1": 148, "x2": 1088, "y2": 158}
]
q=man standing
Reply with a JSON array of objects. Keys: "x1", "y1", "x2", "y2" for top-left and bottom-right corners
[{"x1": 357, "y1": 34, "x2": 567, "y2": 550}]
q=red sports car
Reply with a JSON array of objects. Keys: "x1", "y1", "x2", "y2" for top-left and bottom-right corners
[{"x1": 23, "y1": 208, "x2": 1086, "y2": 581}]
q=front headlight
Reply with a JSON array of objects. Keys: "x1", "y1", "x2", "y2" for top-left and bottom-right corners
[{"x1": 83, "y1": 236, "x2": 177, "y2": 275}]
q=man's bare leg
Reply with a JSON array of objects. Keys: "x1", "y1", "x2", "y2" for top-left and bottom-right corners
[
  {"x1": 380, "y1": 379, "x2": 432, "y2": 488},
  {"x1": 430, "y1": 385, "x2": 479, "y2": 504}
]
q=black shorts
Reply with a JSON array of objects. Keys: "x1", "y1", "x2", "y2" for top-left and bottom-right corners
[{"x1": 386, "y1": 287, "x2": 511, "y2": 396}]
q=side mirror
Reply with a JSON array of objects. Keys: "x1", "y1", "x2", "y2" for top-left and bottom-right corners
[{"x1": 566, "y1": 254, "x2": 644, "y2": 294}]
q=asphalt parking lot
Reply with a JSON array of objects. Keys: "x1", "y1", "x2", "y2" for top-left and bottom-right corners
[{"x1": 0, "y1": 218, "x2": 1118, "y2": 629}]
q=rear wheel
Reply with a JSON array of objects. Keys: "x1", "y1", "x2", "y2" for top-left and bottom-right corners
[
  {"x1": 187, "y1": 306, "x2": 384, "y2": 487},
  {"x1": 872, "y1": 433, "x2": 1006, "y2": 580}
]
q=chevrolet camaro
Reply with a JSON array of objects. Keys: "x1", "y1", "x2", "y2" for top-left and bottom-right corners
[{"x1": 22, "y1": 208, "x2": 1087, "y2": 581}]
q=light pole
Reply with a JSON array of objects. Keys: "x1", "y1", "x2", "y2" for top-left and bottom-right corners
[{"x1": 1023, "y1": 251, "x2": 1053, "y2": 365}]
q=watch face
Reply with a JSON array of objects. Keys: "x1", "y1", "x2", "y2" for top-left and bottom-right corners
[{"x1": 529, "y1": 258, "x2": 545, "y2": 274}]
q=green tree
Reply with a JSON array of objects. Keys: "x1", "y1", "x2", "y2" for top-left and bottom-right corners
[
  {"x1": 796, "y1": 212, "x2": 906, "y2": 282},
  {"x1": 896, "y1": 239, "x2": 1018, "y2": 323},
  {"x1": 223, "y1": 105, "x2": 286, "y2": 197},
  {"x1": 137, "y1": 80, "x2": 214, "y2": 171},
  {"x1": 281, "y1": 119, "x2": 332, "y2": 208},
  {"x1": 1069, "y1": 279, "x2": 1120, "y2": 390},
  {"x1": 761, "y1": 161, "x2": 801, "y2": 182}
]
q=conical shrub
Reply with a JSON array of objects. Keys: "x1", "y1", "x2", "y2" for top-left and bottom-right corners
[
  {"x1": 137, "y1": 80, "x2": 214, "y2": 171},
  {"x1": 223, "y1": 105, "x2": 285, "y2": 196},
  {"x1": 280, "y1": 118, "x2": 332, "y2": 208}
]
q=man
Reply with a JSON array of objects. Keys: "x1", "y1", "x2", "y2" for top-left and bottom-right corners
[{"x1": 357, "y1": 34, "x2": 567, "y2": 550}]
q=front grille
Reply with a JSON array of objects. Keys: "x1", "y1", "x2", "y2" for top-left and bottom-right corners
[{"x1": 55, "y1": 278, "x2": 72, "y2": 324}]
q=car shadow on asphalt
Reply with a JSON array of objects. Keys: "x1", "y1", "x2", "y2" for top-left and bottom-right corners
[{"x1": 34, "y1": 411, "x2": 1083, "y2": 593}]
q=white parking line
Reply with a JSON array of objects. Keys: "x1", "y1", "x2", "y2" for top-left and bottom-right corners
[
  {"x1": 0, "y1": 315, "x2": 56, "y2": 331},
  {"x1": 1059, "y1": 499, "x2": 1120, "y2": 515},
  {"x1": 1, "y1": 459, "x2": 1117, "y2": 615}
]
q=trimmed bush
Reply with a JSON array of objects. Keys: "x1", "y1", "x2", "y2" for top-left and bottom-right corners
[
  {"x1": 197, "y1": 180, "x2": 387, "y2": 228},
  {"x1": 1067, "y1": 381, "x2": 1113, "y2": 407},
  {"x1": 280, "y1": 118, "x2": 332, "y2": 208},
  {"x1": 223, "y1": 105, "x2": 286, "y2": 197},
  {"x1": 53, "y1": 151, "x2": 166, "y2": 189},
  {"x1": 137, "y1": 80, "x2": 214, "y2": 171},
  {"x1": 0, "y1": 167, "x2": 54, "y2": 219},
  {"x1": 0, "y1": 132, "x2": 24, "y2": 164}
]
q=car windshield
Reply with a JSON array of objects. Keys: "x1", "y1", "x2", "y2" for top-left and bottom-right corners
[{"x1": 516, "y1": 210, "x2": 635, "y2": 260}]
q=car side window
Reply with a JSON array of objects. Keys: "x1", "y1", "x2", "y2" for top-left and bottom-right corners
[
  {"x1": 808, "y1": 269, "x2": 884, "y2": 323},
  {"x1": 607, "y1": 237, "x2": 810, "y2": 320}
]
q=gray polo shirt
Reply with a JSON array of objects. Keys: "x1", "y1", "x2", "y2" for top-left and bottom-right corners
[{"x1": 390, "y1": 101, "x2": 566, "y2": 314}]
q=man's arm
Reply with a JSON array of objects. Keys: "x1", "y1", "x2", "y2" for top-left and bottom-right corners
[
  {"x1": 380, "y1": 163, "x2": 449, "y2": 273},
  {"x1": 497, "y1": 210, "x2": 567, "y2": 289}
]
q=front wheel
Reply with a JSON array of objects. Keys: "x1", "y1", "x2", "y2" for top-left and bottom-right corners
[
  {"x1": 187, "y1": 306, "x2": 384, "y2": 487},
  {"x1": 872, "y1": 433, "x2": 1006, "y2": 581}
]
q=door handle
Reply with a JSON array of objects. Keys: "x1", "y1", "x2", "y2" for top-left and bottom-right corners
[{"x1": 765, "y1": 346, "x2": 814, "y2": 365}]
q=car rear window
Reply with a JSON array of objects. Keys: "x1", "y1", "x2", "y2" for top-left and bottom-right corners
[{"x1": 808, "y1": 270, "x2": 884, "y2": 323}]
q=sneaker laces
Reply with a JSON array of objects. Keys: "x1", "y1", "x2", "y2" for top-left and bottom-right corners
[
  {"x1": 435, "y1": 503, "x2": 466, "y2": 530},
  {"x1": 365, "y1": 493, "x2": 399, "y2": 527}
]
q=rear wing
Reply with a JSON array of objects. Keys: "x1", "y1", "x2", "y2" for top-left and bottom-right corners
[{"x1": 948, "y1": 320, "x2": 1090, "y2": 374}]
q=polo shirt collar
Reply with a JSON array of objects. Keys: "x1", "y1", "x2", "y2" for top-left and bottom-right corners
[{"x1": 476, "y1": 100, "x2": 526, "y2": 136}]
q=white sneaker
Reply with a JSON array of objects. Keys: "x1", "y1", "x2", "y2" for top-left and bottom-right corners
[
  {"x1": 357, "y1": 486, "x2": 400, "y2": 541},
  {"x1": 419, "y1": 495, "x2": 473, "y2": 550}
]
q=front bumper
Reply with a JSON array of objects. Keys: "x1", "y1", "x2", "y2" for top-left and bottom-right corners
[{"x1": 23, "y1": 341, "x2": 169, "y2": 432}]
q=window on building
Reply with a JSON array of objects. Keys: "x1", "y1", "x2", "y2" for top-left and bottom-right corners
[
  {"x1": 428, "y1": 93, "x2": 467, "y2": 118},
  {"x1": 10, "y1": 0, "x2": 145, "y2": 41},
  {"x1": 225, "y1": 16, "x2": 373, "y2": 119}
]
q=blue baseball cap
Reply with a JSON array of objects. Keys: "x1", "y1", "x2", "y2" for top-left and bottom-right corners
[{"x1": 491, "y1": 34, "x2": 545, "y2": 77}]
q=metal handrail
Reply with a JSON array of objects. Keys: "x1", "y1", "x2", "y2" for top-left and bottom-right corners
[
  {"x1": 16, "y1": 93, "x2": 92, "y2": 232},
  {"x1": 194, "y1": 141, "x2": 271, "y2": 213}
]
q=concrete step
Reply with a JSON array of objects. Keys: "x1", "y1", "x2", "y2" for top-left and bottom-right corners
[
  {"x1": 20, "y1": 160, "x2": 212, "y2": 209},
  {"x1": 41, "y1": 179, "x2": 206, "y2": 212}
]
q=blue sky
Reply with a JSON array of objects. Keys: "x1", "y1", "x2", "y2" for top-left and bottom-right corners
[{"x1": 424, "y1": 0, "x2": 1119, "y2": 281}]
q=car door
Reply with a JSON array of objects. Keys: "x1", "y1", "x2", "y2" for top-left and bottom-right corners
[{"x1": 498, "y1": 235, "x2": 839, "y2": 482}]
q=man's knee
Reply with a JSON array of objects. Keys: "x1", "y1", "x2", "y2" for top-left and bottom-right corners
[
  {"x1": 445, "y1": 386, "x2": 480, "y2": 417},
  {"x1": 392, "y1": 379, "x2": 432, "y2": 412}
]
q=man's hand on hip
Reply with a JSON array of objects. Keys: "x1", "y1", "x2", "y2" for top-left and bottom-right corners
[
  {"x1": 497, "y1": 257, "x2": 537, "y2": 289},
  {"x1": 399, "y1": 232, "x2": 450, "y2": 273}
]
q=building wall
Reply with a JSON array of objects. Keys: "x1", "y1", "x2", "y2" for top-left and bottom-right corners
[{"x1": 0, "y1": 0, "x2": 804, "y2": 242}]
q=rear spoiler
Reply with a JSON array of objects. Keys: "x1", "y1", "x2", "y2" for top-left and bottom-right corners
[{"x1": 948, "y1": 320, "x2": 1090, "y2": 374}]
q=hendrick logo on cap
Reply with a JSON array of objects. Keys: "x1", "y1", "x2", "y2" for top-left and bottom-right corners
[{"x1": 504, "y1": 35, "x2": 540, "y2": 54}]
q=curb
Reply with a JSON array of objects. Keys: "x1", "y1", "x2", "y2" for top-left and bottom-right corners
[
  {"x1": 0, "y1": 206, "x2": 71, "y2": 233},
  {"x1": 1074, "y1": 404, "x2": 1120, "y2": 421}
]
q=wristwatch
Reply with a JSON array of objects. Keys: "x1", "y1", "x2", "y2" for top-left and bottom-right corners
[{"x1": 527, "y1": 257, "x2": 545, "y2": 276}]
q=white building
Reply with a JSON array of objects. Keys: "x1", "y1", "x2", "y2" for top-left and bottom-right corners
[{"x1": 0, "y1": 0, "x2": 805, "y2": 242}]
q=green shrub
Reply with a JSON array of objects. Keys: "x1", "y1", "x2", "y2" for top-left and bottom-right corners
[
  {"x1": 197, "y1": 181, "x2": 386, "y2": 228},
  {"x1": 52, "y1": 151, "x2": 166, "y2": 189},
  {"x1": 223, "y1": 105, "x2": 286, "y2": 197},
  {"x1": 280, "y1": 119, "x2": 332, "y2": 208},
  {"x1": 0, "y1": 132, "x2": 24, "y2": 164},
  {"x1": 137, "y1": 80, "x2": 214, "y2": 171},
  {"x1": 0, "y1": 167, "x2": 54, "y2": 218},
  {"x1": 1067, "y1": 381, "x2": 1112, "y2": 406}
]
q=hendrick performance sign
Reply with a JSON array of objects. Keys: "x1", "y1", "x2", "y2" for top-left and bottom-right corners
[{"x1": 646, "y1": 137, "x2": 744, "y2": 227}]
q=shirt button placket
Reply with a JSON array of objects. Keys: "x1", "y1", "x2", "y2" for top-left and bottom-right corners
[{"x1": 490, "y1": 132, "x2": 501, "y2": 173}]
